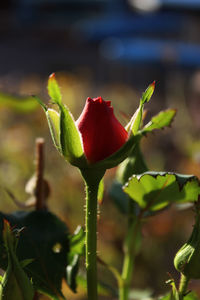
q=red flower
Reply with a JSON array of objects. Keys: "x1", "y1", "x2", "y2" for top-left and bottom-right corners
[{"x1": 76, "y1": 97, "x2": 128, "y2": 163}]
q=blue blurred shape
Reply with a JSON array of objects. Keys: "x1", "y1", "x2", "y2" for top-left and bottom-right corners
[
  {"x1": 100, "y1": 38, "x2": 200, "y2": 67},
  {"x1": 161, "y1": 0, "x2": 200, "y2": 9},
  {"x1": 73, "y1": 12, "x2": 184, "y2": 42}
]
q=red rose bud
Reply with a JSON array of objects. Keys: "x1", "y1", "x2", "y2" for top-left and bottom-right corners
[{"x1": 76, "y1": 97, "x2": 128, "y2": 163}]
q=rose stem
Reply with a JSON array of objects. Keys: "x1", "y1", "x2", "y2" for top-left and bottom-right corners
[
  {"x1": 35, "y1": 138, "x2": 45, "y2": 211},
  {"x1": 120, "y1": 201, "x2": 142, "y2": 300},
  {"x1": 178, "y1": 274, "x2": 190, "y2": 300},
  {"x1": 81, "y1": 168, "x2": 105, "y2": 300}
]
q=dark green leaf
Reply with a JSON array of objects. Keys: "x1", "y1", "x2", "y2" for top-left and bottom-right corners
[
  {"x1": 123, "y1": 172, "x2": 200, "y2": 211},
  {"x1": 109, "y1": 181, "x2": 129, "y2": 214},
  {"x1": 117, "y1": 140, "x2": 148, "y2": 184},
  {"x1": 66, "y1": 254, "x2": 79, "y2": 293},
  {"x1": 66, "y1": 227, "x2": 85, "y2": 293},
  {"x1": 77, "y1": 275, "x2": 118, "y2": 297},
  {"x1": 0, "y1": 211, "x2": 69, "y2": 299},
  {"x1": 0, "y1": 220, "x2": 34, "y2": 300}
]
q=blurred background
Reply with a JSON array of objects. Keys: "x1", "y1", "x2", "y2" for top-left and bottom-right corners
[{"x1": 0, "y1": 0, "x2": 200, "y2": 299}]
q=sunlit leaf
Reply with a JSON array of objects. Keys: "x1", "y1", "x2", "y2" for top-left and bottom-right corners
[
  {"x1": 98, "y1": 179, "x2": 104, "y2": 204},
  {"x1": 123, "y1": 172, "x2": 200, "y2": 211},
  {"x1": 69, "y1": 226, "x2": 85, "y2": 256},
  {"x1": 141, "y1": 109, "x2": 176, "y2": 134},
  {"x1": 129, "y1": 288, "x2": 152, "y2": 300},
  {"x1": 0, "y1": 92, "x2": 39, "y2": 113}
]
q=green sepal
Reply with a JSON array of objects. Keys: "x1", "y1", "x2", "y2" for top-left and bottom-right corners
[
  {"x1": 47, "y1": 74, "x2": 86, "y2": 167},
  {"x1": 126, "y1": 81, "x2": 155, "y2": 134},
  {"x1": 46, "y1": 108, "x2": 61, "y2": 152},
  {"x1": 0, "y1": 220, "x2": 34, "y2": 300},
  {"x1": 141, "y1": 81, "x2": 155, "y2": 104},
  {"x1": 91, "y1": 135, "x2": 136, "y2": 170},
  {"x1": 123, "y1": 172, "x2": 200, "y2": 211},
  {"x1": 48, "y1": 73, "x2": 62, "y2": 105}
]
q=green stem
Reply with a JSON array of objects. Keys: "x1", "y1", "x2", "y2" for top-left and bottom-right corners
[
  {"x1": 119, "y1": 202, "x2": 141, "y2": 300},
  {"x1": 81, "y1": 168, "x2": 105, "y2": 300},
  {"x1": 178, "y1": 274, "x2": 190, "y2": 300}
]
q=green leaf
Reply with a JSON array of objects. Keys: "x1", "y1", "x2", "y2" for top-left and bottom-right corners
[
  {"x1": 184, "y1": 292, "x2": 199, "y2": 300},
  {"x1": 69, "y1": 226, "x2": 85, "y2": 256},
  {"x1": 0, "y1": 92, "x2": 39, "y2": 113},
  {"x1": 33, "y1": 95, "x2": 47, "y2": 111},
  {"x1": 48, "y1": 73, "x2": 62, "y2": 105},
  {"x1": 109, "y1": 181, "x2": 129, "y2": 214},
  {"x1": 77, "y1": 275, "x2": 118, "y2": 297},
  {"x1": 66, "y1": 254, "x2": 79, "y2": 293},
  {"x1": 123, "y1": 172, "x2": 200, "y2": 211},
  {"x1": 66, "y1": 227, "x2": 85, "y2": 293},
  {"x1": 0, "y1": 220, "x2": 34, "y2": 300},
  {"x1": 0, "y1": 211, "x2": 70, "y2": 299},
  {"x1": 20, "y1": 259, "x2": 34, "y2": 269},
  {"x1": 129, "y1": 288, "x2": 152, "y2": 300},
  {"x1": 141, "y1": 109, "x2": 176, "y2": 134},
  {"x1": 46, "y1": 108, "x2": 61, "y2": 151},
  {"x1": 117, "y1": 139, "x2": 148, "y2": 184}
]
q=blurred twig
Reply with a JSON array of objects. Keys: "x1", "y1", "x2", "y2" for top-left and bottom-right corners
[{"x1": 35, "y1": 138, "x2": 46, "y2": 211}]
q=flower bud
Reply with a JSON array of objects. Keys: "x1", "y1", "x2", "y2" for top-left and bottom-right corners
[
  {"x1": 76, "y1": 97, "x2": 128, "y2": 163},
  {"x1": 174, "y1": 215, "x2": 200, "y2": 279}
]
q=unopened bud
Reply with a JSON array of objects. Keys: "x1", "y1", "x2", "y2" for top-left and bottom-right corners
[{"x1": 174, "y1": 214, "x2": 200, "y2": 279}]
